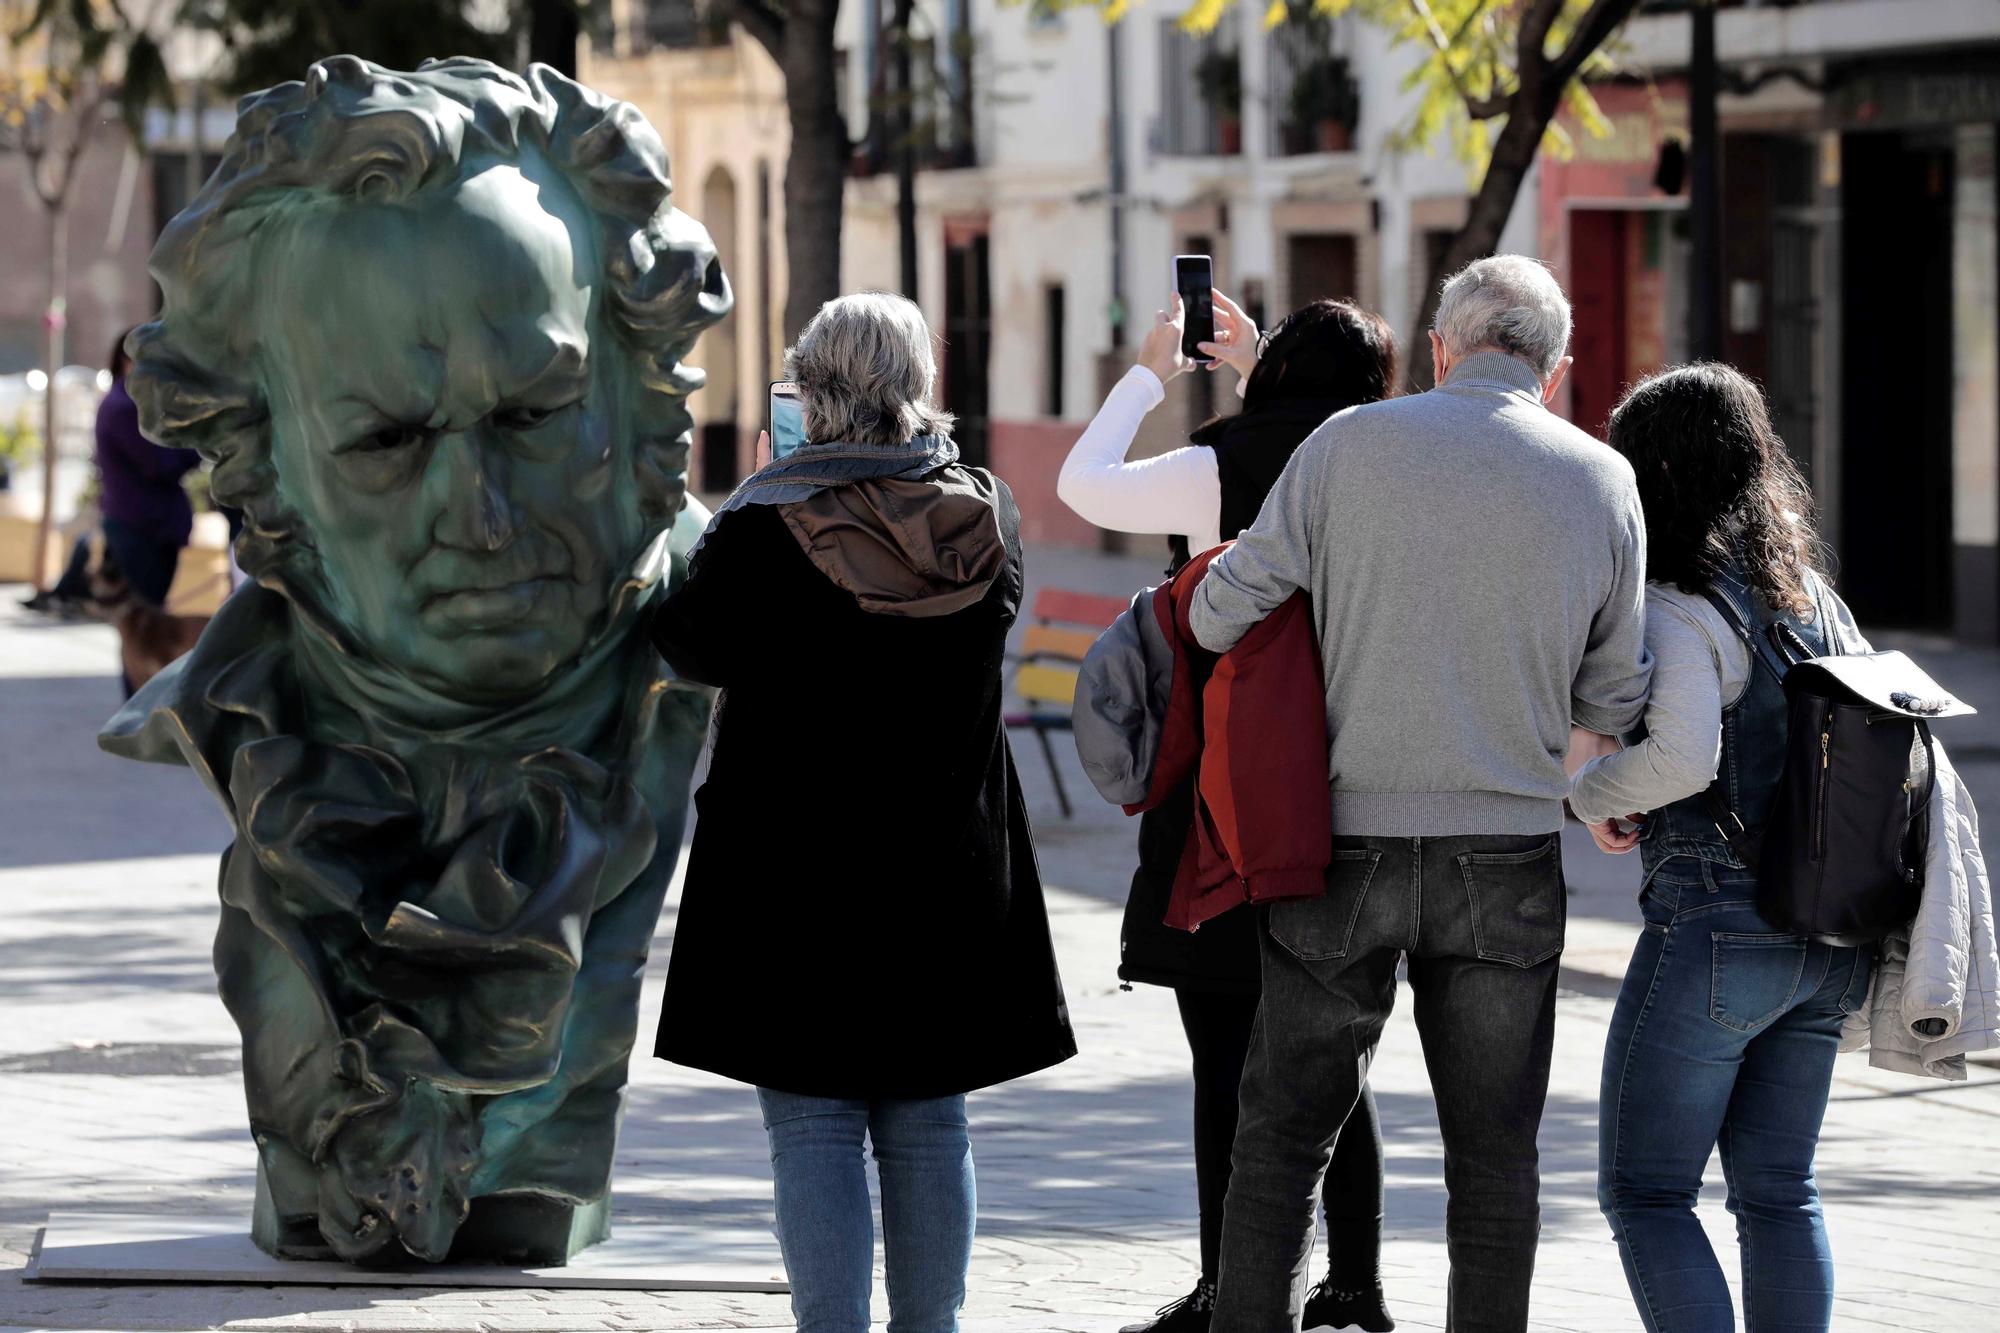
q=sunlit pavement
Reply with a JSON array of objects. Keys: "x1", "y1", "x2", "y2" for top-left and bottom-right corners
[{"x1": 3, "y1": 554, "x2": 1997, "y2": 1332}]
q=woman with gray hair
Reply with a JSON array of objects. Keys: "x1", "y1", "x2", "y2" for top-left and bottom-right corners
[{"x1": 649, "y1": 292, "x2": 1077, "y2": 1333}]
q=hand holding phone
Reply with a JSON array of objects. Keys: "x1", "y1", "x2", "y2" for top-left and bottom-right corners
[
  {"x1": 768, "y1": 380, "x2": 806, "y2": 461},
  {"x1": 1174, "y1": 255, "x2": 1215, "y2": 360},
  {"x1": 1137, "y1": 299, "x2": 1192, "y2": 383}
]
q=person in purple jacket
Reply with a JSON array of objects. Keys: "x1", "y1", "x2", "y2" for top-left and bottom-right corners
[{"x1": 96, "y1": 327, "x2": 200, "y2": 611}]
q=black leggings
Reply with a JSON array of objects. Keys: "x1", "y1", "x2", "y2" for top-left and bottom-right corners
[{"x1": 1176, "y1": 987, "x2": 1384, "y2": 1287}]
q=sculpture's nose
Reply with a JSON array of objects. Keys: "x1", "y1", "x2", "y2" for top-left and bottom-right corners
[{"x1": 431, "y1": 430, "x2": 519, "y2": 554}]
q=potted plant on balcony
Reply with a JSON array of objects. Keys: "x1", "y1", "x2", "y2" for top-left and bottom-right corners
[
  {"x1": 1288, "y1": 54, "x2": 1359, "y2": 153},
  {"x1": 1195, "y1": 48, "x2": 1243, "y2": 156}
]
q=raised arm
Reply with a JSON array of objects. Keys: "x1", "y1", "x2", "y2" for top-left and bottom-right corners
[{"x1": 1055, "y1": 365, "x2": 1220, "y2": 540}]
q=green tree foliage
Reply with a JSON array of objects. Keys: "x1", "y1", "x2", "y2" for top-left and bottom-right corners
[
  {"x1": 176, "y1": 0, "x2": 516, "y2": 94},
  {"x1": 176, "y1": 1, "x2": 610, "y2": 95}
]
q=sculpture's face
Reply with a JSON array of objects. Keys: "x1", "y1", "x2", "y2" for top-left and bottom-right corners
[{"x1": 260, "y1": 147, "x2": 648, "y2": 702}]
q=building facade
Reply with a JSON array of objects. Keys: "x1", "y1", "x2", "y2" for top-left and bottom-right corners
[
  {"x1": 1543, "y1": 0, "x2": 2000, "y2": 640},
  {"x1": 593, "y1": 0, "x2": 1536, "y2": 538}
]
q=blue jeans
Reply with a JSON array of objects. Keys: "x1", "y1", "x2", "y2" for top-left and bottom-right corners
[
  {"x1": 1598, "y1": 858, "x2": 1871, "y2": 1333},
  {"x1": 757, "y1": 1088, "x2": 975, "y2": 1333}
]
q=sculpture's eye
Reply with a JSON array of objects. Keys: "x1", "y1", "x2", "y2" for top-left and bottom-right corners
[
  {"x1": 355, "y1": 425, "x2": 428, "y2": 453},
  {"x1": 494, "y1": 404, "x2": 559, "y2": 432}
]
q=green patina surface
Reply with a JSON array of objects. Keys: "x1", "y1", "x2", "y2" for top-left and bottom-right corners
[{"x1": 97, "y1": 55, "x2": 731, "y2": 1267}]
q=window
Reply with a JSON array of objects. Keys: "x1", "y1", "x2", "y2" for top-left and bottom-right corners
[
  {"x1": 1158, "y1": 21, "x2": 1240, "y2": 157},
  {"x1": 1044, "y1": 283, "x2": 1066, "y2": 418}
]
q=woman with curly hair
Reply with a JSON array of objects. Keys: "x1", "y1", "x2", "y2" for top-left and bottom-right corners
[{"x1": 1570, "y1": 363, "x2": 1872, "y2": 1333}]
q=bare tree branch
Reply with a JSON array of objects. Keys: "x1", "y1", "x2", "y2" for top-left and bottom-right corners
[{"x1": 1551, "y1": 0, "x2": 1641, "y2": 83}]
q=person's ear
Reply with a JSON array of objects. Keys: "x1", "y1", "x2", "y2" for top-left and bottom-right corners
[
  {"x1": 1541, "y1": 355, "x2": 1573, "y2": 406},
  {"x1": 1428, "y1": 330, "x2": 1450, "y2": 384}
]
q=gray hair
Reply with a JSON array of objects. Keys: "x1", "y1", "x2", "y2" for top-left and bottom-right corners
[
  {"x1": 1432, "y1": 254, "x2": 1572, "y2": 378},
  {"x1": 784, "y1": 292, "x2": 954, "y2": 446}
]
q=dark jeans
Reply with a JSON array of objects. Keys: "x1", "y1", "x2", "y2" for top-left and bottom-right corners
[
  {"x1": 1176, "y1": 988, "x2": 1384, "y2": 1287},
  {"x1": 1214, "y1": 833, "x2": 1565, "y2": 1333},
  {"x1": 1598, "y1": 858, "x2": 1870, "y2": 1333}
]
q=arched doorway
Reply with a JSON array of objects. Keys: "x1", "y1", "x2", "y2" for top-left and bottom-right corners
[{"x1": 700, "y1": 165, "x2": 741, "y2": 493}]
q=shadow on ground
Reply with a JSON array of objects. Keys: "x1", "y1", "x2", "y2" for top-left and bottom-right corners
[{"x1": 0, "y1": 675, "x2": 229, "y2": 869}]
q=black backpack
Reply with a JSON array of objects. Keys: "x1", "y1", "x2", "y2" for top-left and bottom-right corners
[{"x1": 1705, "y1": 592, "x2": 1974, "y2": 946}]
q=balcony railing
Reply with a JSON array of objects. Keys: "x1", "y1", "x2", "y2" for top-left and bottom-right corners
[{"x1": 1158, "y1": 20, "x2": 1240, "y2": 157}]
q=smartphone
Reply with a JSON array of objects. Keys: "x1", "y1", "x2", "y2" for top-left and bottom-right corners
[
  {"x1": 769, "y1": 380, "x2": 806, "y2": 461},
  {"x1": 1174, "y1": 254, "x2": 1215, "y2": 359}
]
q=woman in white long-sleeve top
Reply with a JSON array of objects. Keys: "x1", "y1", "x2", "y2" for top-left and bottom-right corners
[
  {"x1": 1063, "y1": 292, "x2": 1404, "y2": 1333},
  {"x1": 1572, "y1": 363, "x2": 1871, "y2": 1333}
]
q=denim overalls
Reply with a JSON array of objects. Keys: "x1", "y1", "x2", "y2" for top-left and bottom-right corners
[{"x1": 1598, "y1": 567, "x2": 1873, "y2": 1333}]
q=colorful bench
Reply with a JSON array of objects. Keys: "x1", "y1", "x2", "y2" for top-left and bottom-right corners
[{"x1": 1006, "y1": 586, "x2": 1129, "y2": 818}]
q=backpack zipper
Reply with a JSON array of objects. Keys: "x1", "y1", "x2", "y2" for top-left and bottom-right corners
[{"x1": 1813, "y1": 709, "x2": 1834, "y2": 859}]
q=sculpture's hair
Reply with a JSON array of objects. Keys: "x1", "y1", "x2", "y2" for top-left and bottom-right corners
[{"x1": 127, "y1": 56, "x2": 730, "y2": 585}]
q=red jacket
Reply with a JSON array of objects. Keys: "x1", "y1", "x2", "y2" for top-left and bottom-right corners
[{"x1": 1127, "y1": 546, "x2": 1331, "y2": 930}]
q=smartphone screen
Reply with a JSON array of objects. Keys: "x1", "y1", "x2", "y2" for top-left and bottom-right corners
[
  {"x1": 1174, "y1": 255, "x2": 1215, "y2": 359},
  {"x1": 769, "y1": 381, "x2": 806, "y2": 461}
]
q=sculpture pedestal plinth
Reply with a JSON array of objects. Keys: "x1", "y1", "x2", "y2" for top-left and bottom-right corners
[
  {"x1": 250, "y1": 1163, "x2": 612, "y2": 1266},
  {"x1": 27, "y1": 1211, "x2": 788, "y2": 1292}
]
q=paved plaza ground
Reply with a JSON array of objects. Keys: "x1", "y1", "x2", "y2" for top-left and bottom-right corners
[{"x1": 3, "y1": 546, "x2": 1998, "y2": 1332}]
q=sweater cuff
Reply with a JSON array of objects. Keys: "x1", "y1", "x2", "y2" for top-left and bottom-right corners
[
  {"x1": 1124, "y1": 364, "x2": 1167, "y2": 409},
  {"x1": 1244, "y1": 865, "x2": 1327, "y2": 905}
]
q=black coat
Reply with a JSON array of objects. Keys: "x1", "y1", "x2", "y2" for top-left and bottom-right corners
[
  {"x1": 649, "y1": 476, "x2": 1077, "y2": 1099},
  {"x1": 1124, "y1": 397, "x2": 1349, "y2": 994}
]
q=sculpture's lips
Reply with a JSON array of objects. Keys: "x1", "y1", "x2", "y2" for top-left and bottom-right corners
[{"x1": 420, "y1": 577, "x2": 564, "y2": 630}]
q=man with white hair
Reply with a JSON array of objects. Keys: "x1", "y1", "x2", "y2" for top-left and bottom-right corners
[{"x1": 1192, "y1": 255, "x2": 1652, "y2": 1332}]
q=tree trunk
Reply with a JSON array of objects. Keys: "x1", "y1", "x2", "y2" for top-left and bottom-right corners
[
  {"x1": 1407, "y1": 90, "x2": 1564, "y2": 390},
  {"x1": 779, "y1": 0, "x2": 848, "y2": 343},
  {"x1": 34, "y1": 203, "x2": 68, "y2": 591}
]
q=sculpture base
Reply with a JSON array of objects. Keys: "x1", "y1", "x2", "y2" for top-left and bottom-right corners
[
  {"x1": 251, "y1": 1162, "x2": 610, "y2": 1266},
  {"x1": 26, "y1": 1212, "x2": 789, "y2": 1292}
]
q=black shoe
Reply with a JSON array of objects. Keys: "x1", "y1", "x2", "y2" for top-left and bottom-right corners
[
  {"x1": 1301, "y1": 1274, "x2": 1394, "y2": 1333},
  {"x1": 1118, "y1": 1277, "x2": 1215, "y2": 1333}
]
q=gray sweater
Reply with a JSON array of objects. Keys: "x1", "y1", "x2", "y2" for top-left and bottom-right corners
[
  {"x1": 1569, "y1": 579, "x2": 1868, "y2": 826},
  {"x1": 1189, "y1": 351, "x2": 1652, "y2": 836}
]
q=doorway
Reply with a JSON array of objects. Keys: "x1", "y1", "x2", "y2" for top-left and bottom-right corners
[
  {"x1": 943, "y1": 218, "x2": 992, "y2": 467},
  {"x1": 1286, "y1": 233, "x2": 1358, "y2": 311},
  {"x1": 1840, "y1": 130, "x2": 1955, "y2": 631},
  {"x1": 699, "y1": 166, "x2": 741, "y2": 493}
]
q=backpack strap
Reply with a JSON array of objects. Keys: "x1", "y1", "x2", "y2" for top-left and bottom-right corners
[{"x1": 1697, "y1": 576, "x2": 1773, "y2": 867}]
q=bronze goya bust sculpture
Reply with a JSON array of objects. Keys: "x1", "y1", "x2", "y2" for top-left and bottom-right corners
[{"x1": 99, "y1": 55, "x2": 730, "y2": 1266}]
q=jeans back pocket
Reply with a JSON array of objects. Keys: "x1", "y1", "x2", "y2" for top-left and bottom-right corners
[
  {"x1": 1456, "y1": 835, "x2": 1565, "y2": 967},
  {"x1": 1709, "y1": 933, "x2": 1809, "y2": 1032},
  {"x1": 1267, "y1": 849, "x2": 1381, "y2": 962}
]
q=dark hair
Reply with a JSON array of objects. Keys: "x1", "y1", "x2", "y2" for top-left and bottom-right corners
[
  {"x1": 1241, "y1": 299, "x2": 1398, "y2": 414},
  {"x1": 108, "y1": 327, "x2": 138, "y2": 380},
  {"x1": 1607, "y1": 362, "x2": 1825, "y2": 615}
]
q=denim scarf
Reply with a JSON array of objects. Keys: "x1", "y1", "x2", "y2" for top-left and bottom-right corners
[{"x1": 690, "y1": 433, "x2": 960, "y2": 562}]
